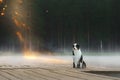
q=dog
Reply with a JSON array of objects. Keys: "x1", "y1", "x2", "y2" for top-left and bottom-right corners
[{"x1": 72, "y1": 43, "x2": 86, "y2": 69}]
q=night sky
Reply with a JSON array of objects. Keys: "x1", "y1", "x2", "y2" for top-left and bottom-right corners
[{"x1": 0, "y1": 0, "x2": 120, "y2": 52}]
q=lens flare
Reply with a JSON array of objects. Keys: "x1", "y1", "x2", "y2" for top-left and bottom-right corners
[
  {"x1": 24, "y1": 51, "x2": 40, "y2": 59},
  {"x1": 13, "y1": 19, "x2": 21, "y2": 27},
  {"x1": 10, "y1": 0, "x2": 35, "y2": 57},
  {"x1": 16, "y1": 31, "x2": 24, "y2": 42}
]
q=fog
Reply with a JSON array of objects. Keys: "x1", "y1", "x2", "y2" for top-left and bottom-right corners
[
  {"x1": 0, "y1": 51, "x2": 120, "y2": 71},
  {"x1": 84, "y1": 55, "x2": 120, "y2": 70}
]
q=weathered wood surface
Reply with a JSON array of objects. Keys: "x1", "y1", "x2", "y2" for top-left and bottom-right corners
[{"x1": 0, "y1": 64, "x2": 119, "y2": 80}]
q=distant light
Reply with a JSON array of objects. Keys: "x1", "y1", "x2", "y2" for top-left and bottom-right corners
[
  {"x1": 3, "y1": 8, "x2": 5, "y2": 11},
  {"x1": 1, "y1": 12, "x2": 4, "y2": 16},
  {"x1": 46, "y1": 10, "x2": 48, "y2": 13},
  {"x1": 5, "y1": 4, "x2": 7, "y2": 8},
  {"x1": 15, "y1": 11, "x2": 18, "y2": 15},
  {"x1": 22, "y1": 23, "x2": 26, "y2": 27}
]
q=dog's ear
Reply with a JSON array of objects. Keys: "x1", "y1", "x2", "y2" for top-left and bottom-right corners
[{"x1": 76, "y1": 44, "x2": 80, "y2": 49}]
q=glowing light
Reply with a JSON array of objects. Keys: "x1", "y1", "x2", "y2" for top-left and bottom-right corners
[
  {"x1": 22, "y1": 23, "x2": 26, "y2": 27},
  {"x1": 46, "y1": 10, "x2": 48, "y2": 13},
  {"x1": 13, "y1": 19, "x2": 21, "y2": 27},
  {"x1": 1, "y1": 12, "x2": 4, "y2": 16},
  {"x1": 24, "y1": 51, "x2": 40, "y2": 59},
  {"x1": 3, "y1": 8, "x2": 5, "y2": 11},
  {"x1": 15, "y1": 11, "x2": 18, "y2": 15},
  {"x1": 5, "y1": 4, "x2": 7, "y2": 7},
  {"x1": 22, "y1": 23, "x2": 30, "y2": 30},
  {"x1": 16, "y1": 31, "x2": 24, "y2": 42},
  {"x1": 0, "y1": 0, "x2": 3, "y2": 3},
  {"x1": 24, "y1": 56, "x2": 37, "y2": 59},
  {"x1": 11, "y1": 0, "x2": 34, "y2": 57},
  {"x1": 36, "y1": 56, "x2": 71, "y2": 64},
  {"x1": 43, "y1": 58, "x2": 68, "y2": 64}
]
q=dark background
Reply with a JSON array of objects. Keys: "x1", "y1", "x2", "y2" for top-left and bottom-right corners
[{"x1": 0, "y1": 0, "x2": 120, "y2": 52}]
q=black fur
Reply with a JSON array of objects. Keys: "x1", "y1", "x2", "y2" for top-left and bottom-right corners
[{"x1": 77, "y1": 55, "x2": 86, "y2": 69}]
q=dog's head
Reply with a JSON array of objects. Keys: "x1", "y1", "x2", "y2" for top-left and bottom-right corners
[{"x1": 73, "y1": 43, "x2": 79, "y2": 50}]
